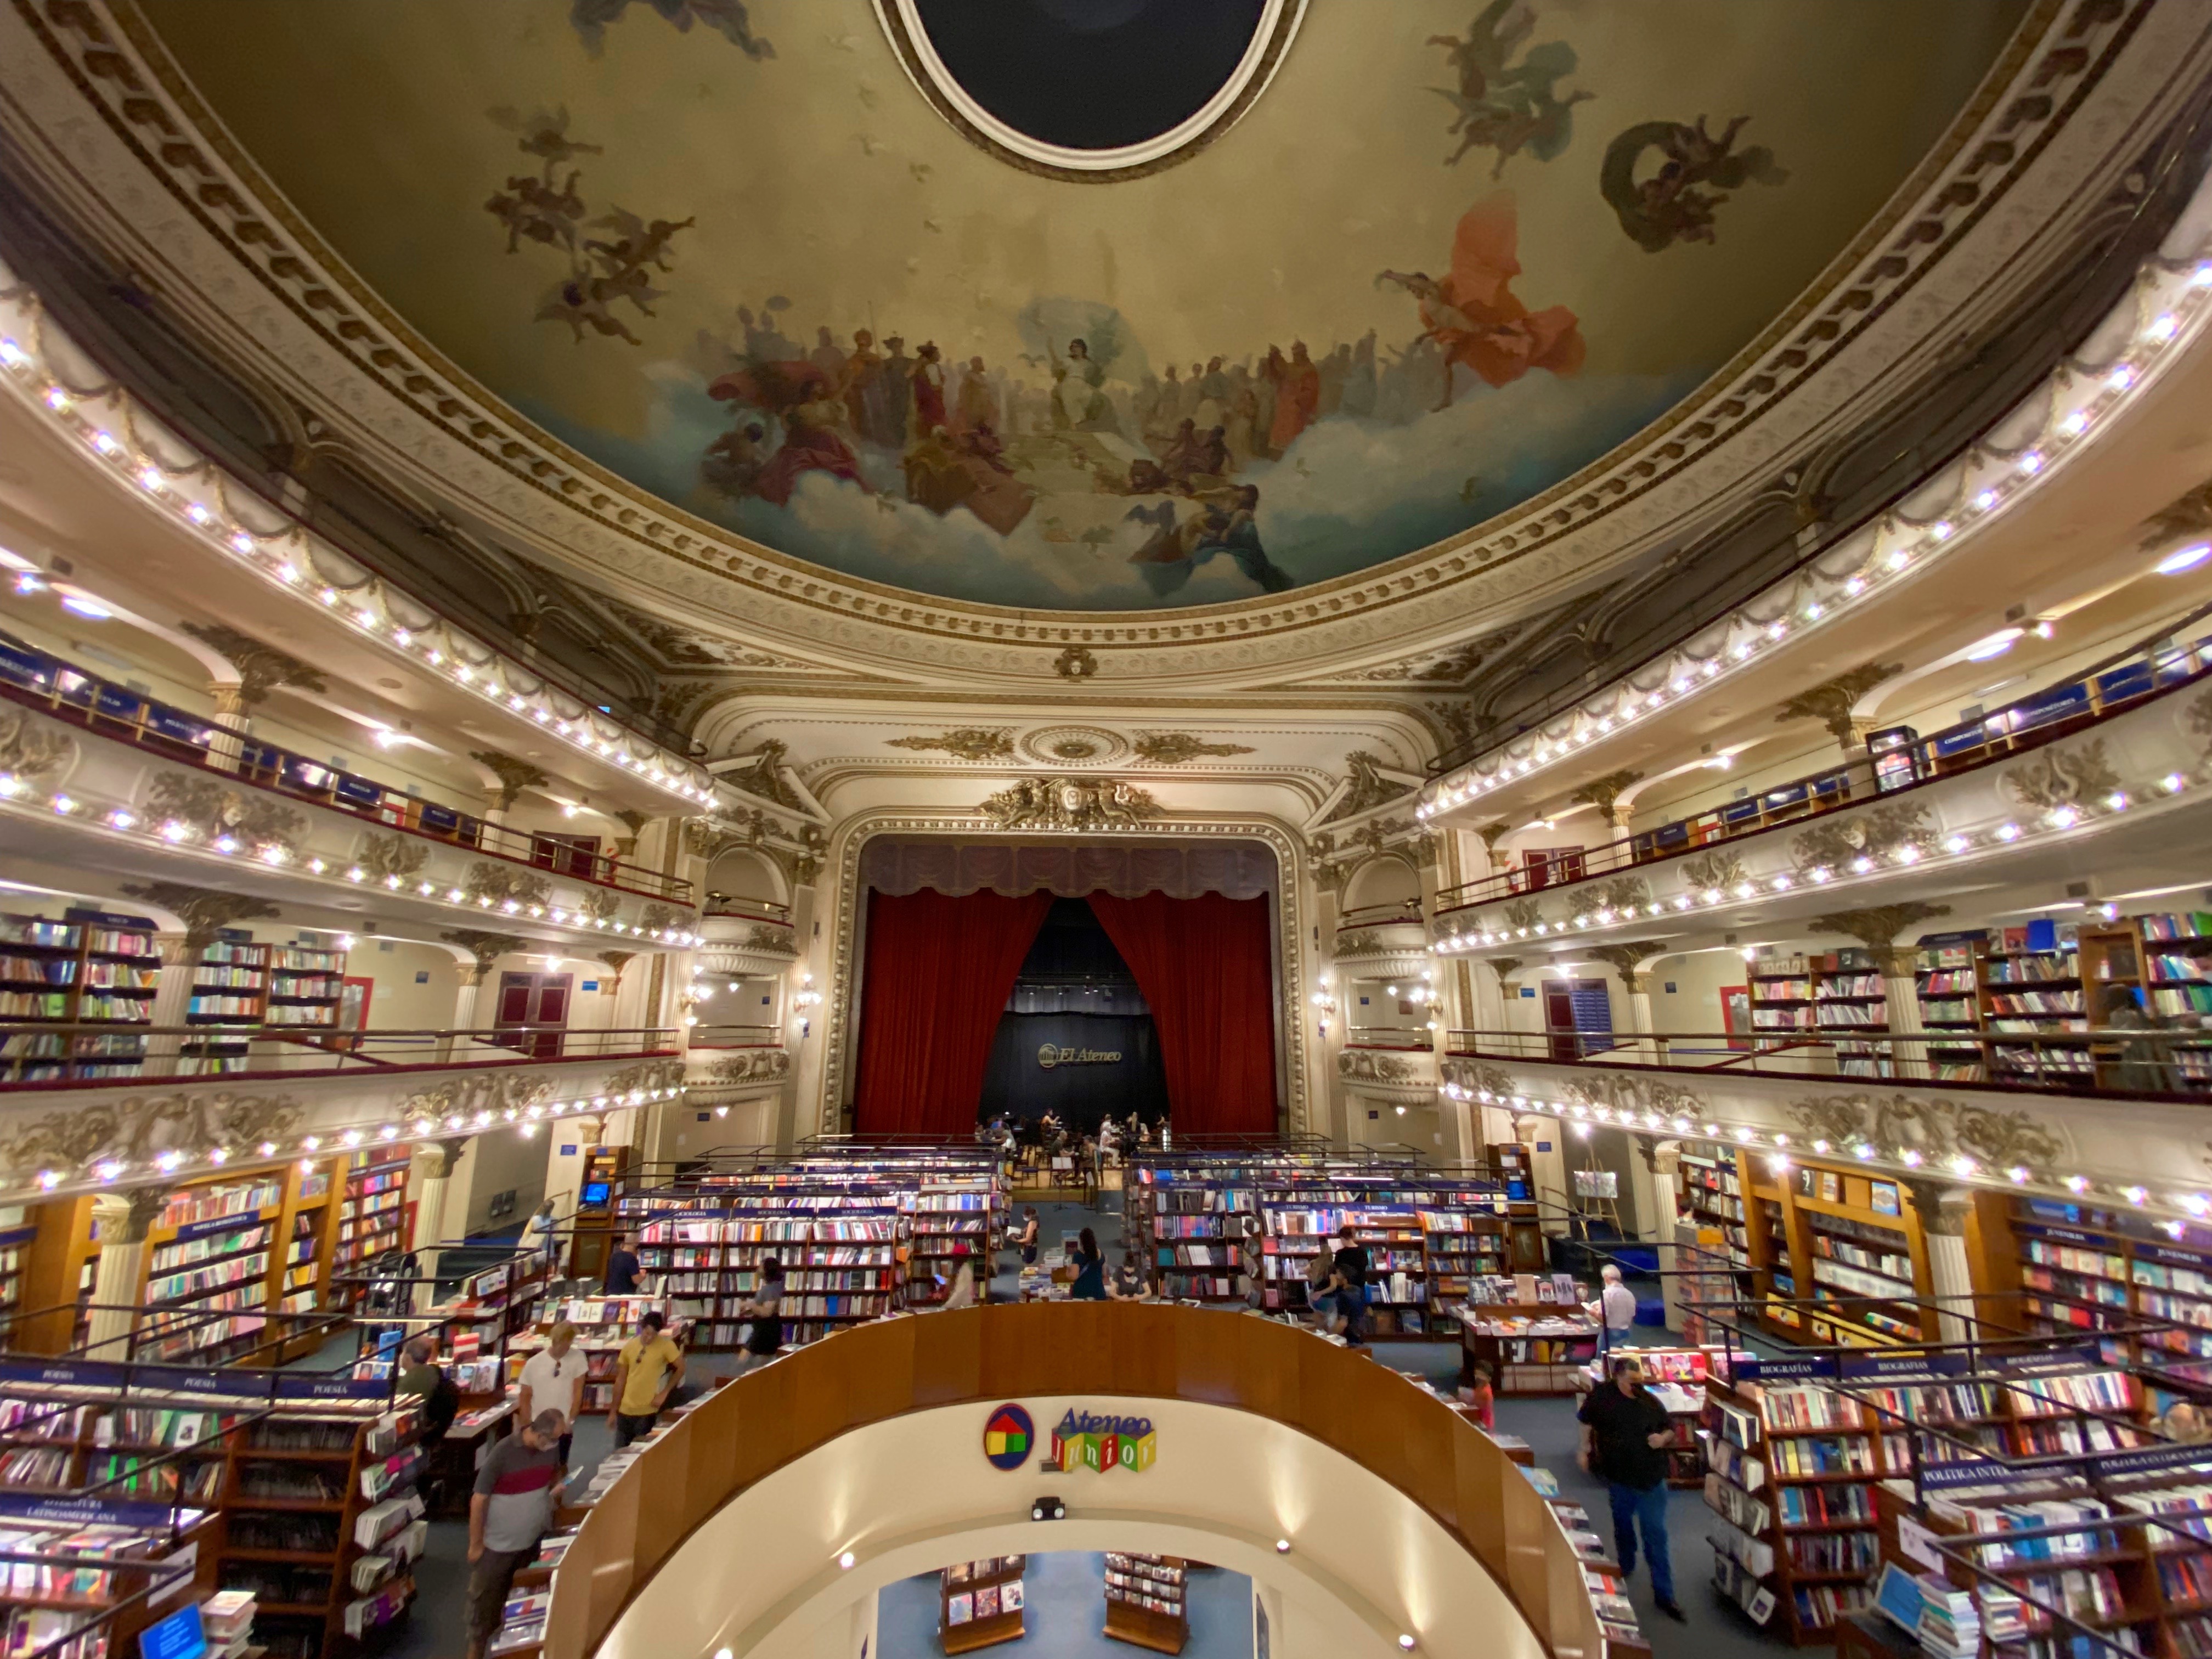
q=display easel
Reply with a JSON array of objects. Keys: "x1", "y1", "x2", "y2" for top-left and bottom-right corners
[{"x1": 1571, "y1": 1158, "x2": 1622, "y2": 1234}]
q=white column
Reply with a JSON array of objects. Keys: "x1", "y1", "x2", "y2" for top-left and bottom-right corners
[
  {"x1": 408, "y1": 1138, "x2": 467, "y2": 1308},
  {"x1": 204, "y1": 685, "x2": 249, "y2": 774},
  {"x1": 439, "y1": 966, "x2": 490, "y2": 1062},
  {"x1": 1623, "y1": 967, "x2": 1666, "y2": 1065},
  {"x1": 86, "y1": 1188, "x2": 171, "y2": 1357},
  {"x1": 140, "y1": 934, "x2": 199, "y2": 1078},
  {"x1": 1907, "y1": 1178, "x2": 1976, "y2": 1345},
  {"x1": 1874, "y1": 944, "x2": 1930, "y2": 1080}
]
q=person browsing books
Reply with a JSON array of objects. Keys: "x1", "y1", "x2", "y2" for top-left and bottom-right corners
[
  {"x1": 1068, "y1": 1227, "x2": 1107, "y2": 1300},
  {"x1": 1583, "y1": 1264, "x2": 1638, "y2": 1356},
  {"x1": 602, "y1": 1233, "x2": 641, "y2": 1296},
  {"x1": 466, "y1": 1408, "x2": 565, "y2": 1659},
  {"x1": 1576, "y1": 1355, "x2": 1684, "y2": 1621},
  {"x1": 731, "y1": 1255, "x2": 786, "y2": 1375},
  {"x1": 608, "y1": 1310, "x2": 684, "y2": 1446},
  {"x1": 516, "y1": 1322, "x2": 588, "y2": 1475},
  {"x1": 943, "y1": 1243, "x2": 977, "y2": 1310}
]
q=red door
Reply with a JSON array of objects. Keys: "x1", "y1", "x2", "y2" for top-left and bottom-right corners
[
  {"x1": 1544, "y1": 983, "x2": 1579, "y2": 1063},
  {"x1": 494, "y1": 972, "x2": 571, "y2": 1058}
]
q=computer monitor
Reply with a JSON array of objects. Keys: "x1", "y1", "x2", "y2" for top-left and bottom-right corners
[
  {"x1": 139, "y1": 1603, "x2": 207, "y2": 1659},
  {"x1": 580, "y1": 1180, "x2": 611, "y2": 1207}
]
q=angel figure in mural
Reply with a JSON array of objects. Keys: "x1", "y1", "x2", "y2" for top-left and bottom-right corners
[
  {"x1": 1427, "y1": 0, "x2": 1590, "y2": 176},
  {"x1": 1375, "y1": 191, "x2": 1585, "y2": 411},
  {"x1": 705, "y1": 361, "x2": 866, "y2": 504},
  {"x1": 1600, "y1": 115, "x2": 1787, "y2": 252},
  {"x1": 1125, "y1": 485, "x2": 1293, "y2": 599}
]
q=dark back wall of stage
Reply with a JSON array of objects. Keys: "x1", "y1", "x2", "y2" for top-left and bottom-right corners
[{"x1": 979, "y1": 1013, "x2": 1167, "y2": 1127}]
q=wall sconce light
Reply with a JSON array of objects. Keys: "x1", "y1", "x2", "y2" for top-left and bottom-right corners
[
  {"x1": 1310, "y1": 978, "x2": 1338, "y2": 1038},
  {"x1": 792, "y1": 971, "x2": 823, "y2": 1038}
]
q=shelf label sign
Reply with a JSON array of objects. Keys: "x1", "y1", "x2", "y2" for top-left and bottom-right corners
[
  {"x1": 1050, "y1": 1407, "x2": 1156, "y2": 1474},
  {"x1": 983, "y1": 1402, "x2": 1034, "y2": 1470}
]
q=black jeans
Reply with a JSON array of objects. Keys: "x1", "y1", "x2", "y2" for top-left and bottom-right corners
[{"x1": 613, "y1": 1410, "x2": 658, "y2": 1447}]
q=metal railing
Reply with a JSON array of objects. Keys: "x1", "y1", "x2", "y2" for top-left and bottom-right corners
[
  {"x1": 1435, "y1": 622, "x2": 2212, "y2": 913},
  {"x1": 685, "y1": 1023, "x2": 783, "y2": 1049},
  {"x1": 1344, "y1": 1026, "x2": 1438, "y2": 1052},
  {"x1": 0, "y1": 1022, "x2": 680, "y2": 1086},
  {"x1": 0, "y1": 629, "x2": 692, "y2": 901},
  {"x1": 1444, "y1": 1024, "x2": 2212, "y2": 1100},
  {"x1": 702, "y1": 896, "x2": 793, "y2": 924},
  {"x1": 1335, "y1": 899, "x2": 1426, "y2": 930}
]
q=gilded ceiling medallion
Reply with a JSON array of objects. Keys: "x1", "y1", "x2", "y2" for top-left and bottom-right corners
[{"x1": 1018, "y1": 725, "x2": 1131, "y2": 767}]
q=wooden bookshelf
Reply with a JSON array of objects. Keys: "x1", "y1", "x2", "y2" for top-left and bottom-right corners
[
  {"x1": 1914, "y1": 934, "x2": 1988, "y2": 1083},
  {"x1": 330, "y1": 1150, "x2": 413, "y2": 1310},
  {"x1": 1103, "y1": 1552, "x2": 1186, "y2": 1654},
  {"x1": 182, "y1": 934, "x2": 268, "y2": 1074},
  {"x1": 1982, "y1": 932, "x2": 2088, "y2": 1088},
  {"x1": 940, "y1": 1555, "x2": 1026, "y2": 1654},
  {"x1": 2008, "y1": 1194, "x2": 2212, "y2": 1383},
  {"x1": 1747, "y1": 952, "x2": 1892, "y2": 1079},
  {"x1": 0, "y1": 907, "x2": 159, "y2": 1082}
]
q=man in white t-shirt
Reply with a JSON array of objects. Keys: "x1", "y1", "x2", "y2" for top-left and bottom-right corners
[
  {"x1": 516, "y1": 1321, "x2": 589, "y2": 1474},
  {"x1": 1583, "y1": 1265, "x2": 1639, "y2": 1357}
]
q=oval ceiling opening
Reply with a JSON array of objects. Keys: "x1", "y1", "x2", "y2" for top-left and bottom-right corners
[{"x1": 910, "y1": 0, "x2": 1268, "y2": 153}]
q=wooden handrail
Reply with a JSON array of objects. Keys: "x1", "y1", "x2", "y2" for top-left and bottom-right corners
[{"x1": 545, "y1": 1304, "x2": 1605, "y2": 1659}]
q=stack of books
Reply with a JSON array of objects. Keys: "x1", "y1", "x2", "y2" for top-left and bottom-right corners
[{"x1": 201, "y1": 1590, "x2": 256, "y2": 1659}]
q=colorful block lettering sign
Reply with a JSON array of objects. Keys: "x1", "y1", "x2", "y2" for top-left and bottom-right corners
[
  {"x1": 1049, "y1": 1408, "x2": 1156, "y2": 1473},
  {"x1": 983, "y1": 1403, "x2": 1033, "y2": 1471}
]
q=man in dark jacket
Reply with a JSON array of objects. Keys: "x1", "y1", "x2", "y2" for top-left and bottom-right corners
[{"x1": 1575, "y1": 1354, "x2": 1683, "y2": 1620}]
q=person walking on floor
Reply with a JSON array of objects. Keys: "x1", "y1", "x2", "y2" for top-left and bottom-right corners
[
  {"x1": 1068, "y1": 1227, "x2": 1107, "y2": 1300},
  {"x1": 943, "y1": 1242, "x2": 977, "y2": 1310},
  {"x1": 731, "y1": 1255, "x2": 786, "y2": 1373},
  {"x1": 465, "y1": 1408, "x2": 565, "y2": 1659},
  {"x1": 607, "y1": 1309, "x2": 685, "y2": 1447},
  {"x1": 528, "y1": 1199, "x2": 559, "y2": 1274},
  {"x1": 516, "y1": 1321, "x2": 588, "y2": 1479},
  {"x1": 1585, "y1": 1263, "x2": 1638, "y2": 1356},
  {"x1": 1018, "y1": 1207, "x2": 1040, "y2": 1268},
  {"x1": 1325, "y1": 1222, "x2": 1369, "y2": 1343},
  {"x1": 1576, "y1": 1354, "x2": 1684, "y2": 1621}
]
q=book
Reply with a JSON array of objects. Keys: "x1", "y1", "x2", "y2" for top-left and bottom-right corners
[
  {"x1": 1001, "y1": 1581, "x2": 1023, "y2": 1612},
  {"x1": 946, "y1": 1593, "x2": 973, "y2": 1626}
]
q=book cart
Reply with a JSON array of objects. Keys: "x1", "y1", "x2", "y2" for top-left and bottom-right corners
[
  {"x1": 0, "y1": 1349, "x2": 420, "y2": 1658},
  {"x1": 940, "y1": 1555, "x2": 1026, "y2": 1654},
  {"x1": 1102, "y1": 1553, "x2": 1184, "y2": 1654}
]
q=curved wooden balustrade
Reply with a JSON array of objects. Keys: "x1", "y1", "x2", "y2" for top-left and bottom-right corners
[{"x1": 545, "y1": 1303, "x2": 1605, "y2": 1659}]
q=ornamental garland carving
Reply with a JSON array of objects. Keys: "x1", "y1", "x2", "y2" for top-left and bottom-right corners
[
  {"x1": 146, "y1": 772, "x2": 306, "y2": 857},
  {"x1": 1500, "y1": 897, "x2": 1545, "y2": 933},
  {"x1": 1677, "y1": 848, "x2": 1748, "y2": 894},
  {"x1": 1335, "y1": 929, "x2": 1382, "y2": 957},
  {"x1": 0, "y1": 1091, "x2": 304, "y2": 1180},
  {"x1": 0, "y1": 708, "x2": 77, "y2": 792},
  {"x1": 577, "y1": 887, "x2": 621, "y2": 923},
  {"x1": 980, "y1": 777, "x2": 1158, "y2": 831},
  {"x1": 393, "y1": 1070, "x2": 558, "y2": 1126},
  {"x1": 1789, "y1": 799, "x2": 1931, "y2": 873},
  {"x1": 1339, "y1": 1049, "x2": 1425, "y2": 1084},
  {"x1": 2003, "y1": 741, "x2": 2122, "y2": 812},
  {"x1": 1568, "y1": 875, "x2": 1650, "y2": 922},
  {"x1": 601, "y1": 1059, "x2": 689, "y2": 1098},
  {"x1": 885, "y1": 728, "x2": 1015, "y2": 761},
  {"x1": 746, "y1": 923, "x2": 797, "y2": 954},
  {"x1": 1441, "y1": 1060, "x2": 1519, "y2": 1099},
  {"x1": 703, "y1": 1049, "x2": 791, "y2": 1085},
  {"x1": 461, "y1": 861, "x2": 553, "y2": 908},
  {"x1": 1558, "y1": 1073, "x2": 1708, "y2": 1122},
  {"x1": 1782, "y1": 1092, "x2": 2066, "y2": 1182},
  {"x1": 1131, "y1": 732, "x2": 1255, "y2": 765},
  {"x1": 358, "y1": 832, "x2": 430, "y2": 882}
]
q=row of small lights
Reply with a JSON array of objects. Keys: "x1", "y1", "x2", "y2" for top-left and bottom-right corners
[
  {"x1": 0, "y1": 336, "x2": 718, "y2": 808},
  {"x1": 38, "y1": 1085, "x2": 687, "y2": 1193},
  {"x1": 1416, "y1": 270, "x2": 2212, "y2": 822},
  {"x1": 1440, "y1": 1083, "x2": 2207, "y2": 1235},
  {"x1": 1432, "y1": 777, "x2": 2188, "y2": 952},
  {"x1": 0, "y1": 774, "x2": 703, "y2": 945}
]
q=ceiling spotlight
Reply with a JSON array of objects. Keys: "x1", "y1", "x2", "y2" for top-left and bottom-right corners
[{"x1": 2158, "y1": 543, "x2": 2212, "y2": 575}]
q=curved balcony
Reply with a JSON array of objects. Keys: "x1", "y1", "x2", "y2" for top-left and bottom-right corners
[
  {"x1": 1430, "y1": 626, "x2": 2212, "y2": 956},
  {"x1": 545, "y1": 1304, "x2": 1589, "y2": 1659},
  {"x1": 0, "y1": 630, "x2": 690, "y2": 901}
]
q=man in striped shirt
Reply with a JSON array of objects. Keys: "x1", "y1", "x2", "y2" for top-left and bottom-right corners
[{"x1": 465, "y1": 1409, "x2": 564, "y2": 1659}]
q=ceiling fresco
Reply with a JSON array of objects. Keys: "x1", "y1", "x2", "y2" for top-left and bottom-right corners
[{"x1": 136, "y1": 0, "x2": 2027, "y2": 613}]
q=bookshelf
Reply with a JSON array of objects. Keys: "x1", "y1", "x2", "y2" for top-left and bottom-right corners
[
  {"x1": 1981, "y1": 929, "x2": 2087, "y2": 1088},
  {"x1": 1102, "y1": 1552, "x2": 1186, "y2": 1655},
  {"x1": 1748, "y1": 952, "x2": 1892, "y2": 1078},
  {"x1": 266, "y1": 945, "x2": 347, "y2": 1030},
  {"x1": 0, "y1": 907, "x2": 160, "y2": 1082},
  {"x1": 330, "y1": 1152, "x2": 412, "y2": 1310},
  {"x1": 1774, "y1": 1161, "x2": 1933, "y2": 1349},
  {"x1": 2008, "y1": 1195, "x2": 2212, "y2": 1380},
  {"x1": 139, "y1": 1184, "x2": 279, "y2": 1364},
  {"x1": 940, "y1": 1555, "x2": 1026, "y2": 1654},
  {"x1": 1138, "y1": 1182, "x2": 1254, "y2": 1306},
  {"x1": 183, "y1": 935, "x2": 269, "y2": 1074},
  {"x1": 1457, "y1": 1277, "x2": 1600, "y2": 1395},
  {"x1": 1679, "y1": 1147, "x2": 1750, "y2": 1279},
  {"x1": 905, "y1": 1181, "x2": 1000, "y2": 1308},
  {"x1": 1914, "y1": 936, "x2": 1988, "y2": 1083}
]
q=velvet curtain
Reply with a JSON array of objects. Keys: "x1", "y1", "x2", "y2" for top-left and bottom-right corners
[
  {"x1": 853, "y1": 888, "x2": 1053, "y2": 1135},
  {"x1": 1086, "y1": 891, "x2": 1278, "y2": 1137}
]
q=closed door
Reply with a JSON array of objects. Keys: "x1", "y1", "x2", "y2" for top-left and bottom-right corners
[
  {"x1": 494, "y1": 971, "x2": 571, "y2": 1058},
  {"x1": 1543, "y1": 984, "x2": 1578, "y2": 1062}
]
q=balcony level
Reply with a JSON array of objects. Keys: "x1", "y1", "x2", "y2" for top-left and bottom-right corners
[
  {"x1": 0, "y1": 633, "x2": 701, "y2": 950},
  {"x1": 1430, "y1": 621, "x2": 2212, "y2": 958}
]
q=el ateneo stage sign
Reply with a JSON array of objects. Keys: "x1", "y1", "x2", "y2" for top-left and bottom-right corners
[{"x1": 980, "y1": 1012, "x2": 1166, "y2": 1120}]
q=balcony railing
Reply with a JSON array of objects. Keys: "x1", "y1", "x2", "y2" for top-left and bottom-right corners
[
  {"x1": 1336, "y1": 899, "x2": 1426, "y2": 930},
  {"x1": 686, "y1": 1024, "x2": 783, "y2": 1049},
  {"x1": 1436, "y1": 622, "x2": 2212, "y2": 913},
  {"x1": 0, "y1": 630, "x2": 692, "y2": 902},
  {"x1": 703, "y1": 896, "x2": 793, "y2": 924},
  {"x1": 1444, "y1": 1025, "x2": 2212, "y2": 1101},
  {"x1": 0, "y1": 1022, "x2": 679, "y2": 1087},
  {"x1": 1344, "y1": 1027, "x2": 1438, "y2": 1052}
]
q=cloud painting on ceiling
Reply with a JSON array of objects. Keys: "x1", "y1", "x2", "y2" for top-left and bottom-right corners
[{"x1": 142, "y1": 0, "x2": 2026, "y2": 612}]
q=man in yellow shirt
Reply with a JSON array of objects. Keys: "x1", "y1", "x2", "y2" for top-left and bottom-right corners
[{"x1": 608, "y1": 1310, "x2": 685, "y2": 1448}]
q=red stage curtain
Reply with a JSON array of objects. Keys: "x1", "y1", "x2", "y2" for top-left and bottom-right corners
[
  {"x1": 1087, "y1": 891, "x2": 1277, "y2": 1136},
  {"x1": 854, "y1": 888, "x2": 1053, "y2": 1135}
]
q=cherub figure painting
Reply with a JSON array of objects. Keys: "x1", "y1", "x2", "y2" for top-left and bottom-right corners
[
  {"x1": 1427, "y1": 1, "x2": 1590, "y2": 176},
  {"x1": 1600, "y1": 115, "x2": 1788, "y2": 252},
  {"x1": 1375, "y1": 191, "x2": 1585, "y2": 410}
]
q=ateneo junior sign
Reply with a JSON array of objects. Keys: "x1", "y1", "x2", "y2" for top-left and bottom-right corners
[
  {"x1": 983, "y1": 1404, "x2": 1156, "y2": 1472},
  {"x1": 1036, "y1": 1043, "x2": 1121, "y2": 1069}
]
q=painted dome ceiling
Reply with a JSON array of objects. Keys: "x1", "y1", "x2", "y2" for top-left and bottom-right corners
[{"x1": 134, "y1": 0, "x2": 2026, "y2": 613}]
